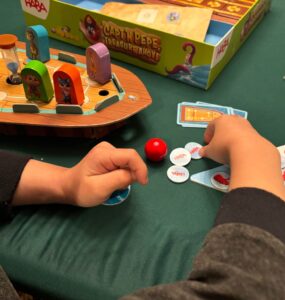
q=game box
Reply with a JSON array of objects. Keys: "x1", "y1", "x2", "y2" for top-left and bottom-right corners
[{"x1": 21, "y1": 0, "x2": 271, "y2": 90}]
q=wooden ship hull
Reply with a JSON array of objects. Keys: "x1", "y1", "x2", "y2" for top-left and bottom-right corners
[{"x1": 0, "y1": 42, "x2": 152, "y2": 138}]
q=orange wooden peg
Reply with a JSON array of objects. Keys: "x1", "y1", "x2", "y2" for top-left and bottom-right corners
[{"x1": 53, "y1": 63, "x2": 84, "y2": 105}]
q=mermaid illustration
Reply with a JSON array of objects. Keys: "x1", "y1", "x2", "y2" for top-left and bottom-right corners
[
  {"x1": 79, "y1": 15, "x2": 101, "y2": 44},
  {"x1": 166, "y1": 42, "x2": 210, "y2": 89},
  {"x1": 166, "y1": 42, "x2": 196, "y2": 75}
]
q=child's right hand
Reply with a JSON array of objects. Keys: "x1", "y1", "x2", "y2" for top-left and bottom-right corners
[
  {"x1": 199, "y1": 115, "x2": 285, "y2": 200},
  {"x1": 199, "y1": 115, "x2": 266, "y2": 165}
]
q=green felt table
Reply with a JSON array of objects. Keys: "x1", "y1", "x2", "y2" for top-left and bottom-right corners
[{"x1": 0, "y1": 1, "x2": 285, "y2": 299}]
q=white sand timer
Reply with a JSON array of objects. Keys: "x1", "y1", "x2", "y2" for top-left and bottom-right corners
[{"x1": 0, "y1": 34, "x2": 22, "y2": 85}]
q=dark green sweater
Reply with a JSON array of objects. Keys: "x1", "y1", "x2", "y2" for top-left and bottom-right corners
[{"x1": 121, "y1": 189, "x2": 285, "y2": 300}]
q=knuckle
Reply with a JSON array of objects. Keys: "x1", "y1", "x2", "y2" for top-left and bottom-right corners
[
  {"x1": 98, "y1": 141, "x2": 111, "y2": 148},
  {"x1": 127, "y1": 148, "x2": 139, "y2": 157}
]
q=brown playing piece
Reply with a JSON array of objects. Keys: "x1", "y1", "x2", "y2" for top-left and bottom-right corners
[{"x1": 101, "y1": 3, "x2": 213, "y2": 42}]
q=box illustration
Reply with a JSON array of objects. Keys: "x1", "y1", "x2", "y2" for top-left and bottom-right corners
[{"x1": 20, "y1": 0, "x2": 271, "y2": 89}]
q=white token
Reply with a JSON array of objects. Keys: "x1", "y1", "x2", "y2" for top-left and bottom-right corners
[
  {"x1": 167, "y1": 165, "x2": 189, "y2": 183},
  {"x1": 281, "y1": 156, "x2": 285, "y2": 169},
  {"x1": 210, "y1": 172, "x2": 230, "y2": 192},
  {"x1": 185, "y1": 142, "x2": 202, "y2": 159},
  {"x1": 169, "y1": 148, "x2": 191, "y2": 166}
]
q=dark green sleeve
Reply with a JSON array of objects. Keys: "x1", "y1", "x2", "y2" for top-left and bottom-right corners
[
  {"x1": 120, "y1": 188, "x2": 285, "y2": 300},
  {"x1": 0, "y1": 150, "x2": 32, "y2": 222}
]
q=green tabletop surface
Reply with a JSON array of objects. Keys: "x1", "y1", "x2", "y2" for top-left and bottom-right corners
[{"x1": 0, "y1": 1, "x2": 285, "y2": 299}]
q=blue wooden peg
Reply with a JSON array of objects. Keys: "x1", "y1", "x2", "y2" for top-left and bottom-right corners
[{"x1": 26, "y1": 25, "x2": 50, "y2": 62}]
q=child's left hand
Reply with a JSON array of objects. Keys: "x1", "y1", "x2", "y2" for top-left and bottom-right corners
[{"x1": 64, "y1": 142, "x2": 148, "y2": 207}]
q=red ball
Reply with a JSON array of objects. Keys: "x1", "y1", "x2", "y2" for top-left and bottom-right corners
[{"x1": 144, "y1": 138, "x2": 168, "y2": 162}]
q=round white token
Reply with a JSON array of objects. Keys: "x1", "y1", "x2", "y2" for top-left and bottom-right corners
[
  {"x1": 185, "y1": 142, "x2": 202, "y2": 159},
  {"x1": 281, "y1": 156, "x2": 285, "y2": 169},
  {"x1": 210, "y1": 172, "x2": 230, "y2": 192},
  {"x1": 167, "y1": 165, "x2": 189, "y2": 183},
  {"x1": 169, "y1": 148, "x2": 191, "y2": 166}
]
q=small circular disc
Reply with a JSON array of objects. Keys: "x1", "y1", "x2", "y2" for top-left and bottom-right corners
[
  {"x1": 185, "y1": 142, "x2": 202, "y2": 159},
  {"x1": 167, "y1": 165, "x2": 189, "y2": 183},
  {"x1": 103, "y1": 185, "x2": 131, "y2": 206},
  {"x1": 169, "y1": 148, "x2": 191, "y2": 166},
  {"x1": 211, "y1": 172, "x2": 230, "y2": 192},
  {"x1": 281, "y1": 156, "x2": 285, "y2": 169}
]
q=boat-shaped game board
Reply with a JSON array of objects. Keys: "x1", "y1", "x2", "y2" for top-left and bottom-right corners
[{"x1": 0, "y1": 32, "x2": 152, "y2": 138}]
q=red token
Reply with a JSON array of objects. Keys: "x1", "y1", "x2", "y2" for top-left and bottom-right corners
[{"x1": 144, "y1": 138, "x2": 168, "y2": 162}]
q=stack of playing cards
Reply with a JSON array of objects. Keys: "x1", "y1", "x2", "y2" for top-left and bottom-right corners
[{"x1": 177, "y1": 101, "x2": 248, "y2": 128}]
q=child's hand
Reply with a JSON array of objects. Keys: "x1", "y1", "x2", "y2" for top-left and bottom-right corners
[
  {"x1": 65, "y1": 142, "x2": 148, "y2": 207},
  {"x1": 13, "y1": 142, "x2": 148, "y2": 207},
  {"x1": 199, "y1": 115, "x2": 285, "y2": 200},
  {"x1": 199, "y1": 115, "x2": 265, "y2": 164}
]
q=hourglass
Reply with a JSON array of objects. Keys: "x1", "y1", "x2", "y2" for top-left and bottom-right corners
[{"x1": 0, "y1": 34, "x2": 22, "y2": 85}]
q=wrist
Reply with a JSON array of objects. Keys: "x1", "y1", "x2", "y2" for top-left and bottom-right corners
[
  {"x1": 228, "y1": 138, "x2": 285, "y2": 200},
  {"x1": 59, "y1": 167, "x2": 80, "y2": 206},
  {"x1": 13, "y1": 160, "x2": 71, "y2": 206},
  {"x1": 229, "y1": 136, "x2": 277, "y2": 164}
]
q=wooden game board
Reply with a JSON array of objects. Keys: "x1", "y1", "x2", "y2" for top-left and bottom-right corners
[
  {"x1": 0, "y1": 42, "x2": 152, "y2": 138},
  {"x1": 142, "y1": 0, "x2": 256, "y2": 24}
]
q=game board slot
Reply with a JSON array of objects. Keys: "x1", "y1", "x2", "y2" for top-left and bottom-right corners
[{"x1": 111, "y1": 73, "x2": 124, "y2": 94}]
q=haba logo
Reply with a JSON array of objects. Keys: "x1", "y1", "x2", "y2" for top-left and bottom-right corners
[
  {"x1": 217, "y1": 38, "x2": 229, "y2": 57},
  {"x1": 211, "y1": 29, "x2": 233, "y2": 68},
  {"x1": 20, "y1": 0, "x2": 50, "y2": 20}
]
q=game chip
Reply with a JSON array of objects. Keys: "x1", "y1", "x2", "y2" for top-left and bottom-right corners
[
  {"x1": 169, "y1": 148, "x2": 191, "y2": 166},
  {"x1": 167, "y1": 165, "x2": 189, "y2": 183},
  {"x1": 281, "y1": 156, "x2": 285, "y2": 169},
  {"x1": 185, "y1": 142, "x2": 202, "y2": 159},
  {"x1": 211, "y1": 172, "x2": 230, "y2": 192},
  {"x1": 103, "y1": 185, "x2": 131, "y2": 206}
]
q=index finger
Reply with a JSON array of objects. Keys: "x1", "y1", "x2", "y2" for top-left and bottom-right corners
[{"x1": 204, "y1": 120, "x2": 216, "y2": 144}]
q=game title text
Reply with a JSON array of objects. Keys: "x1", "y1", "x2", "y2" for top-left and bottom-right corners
[{"x1": 101, "y1": 21, "x2": 161, "y2": 64}]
